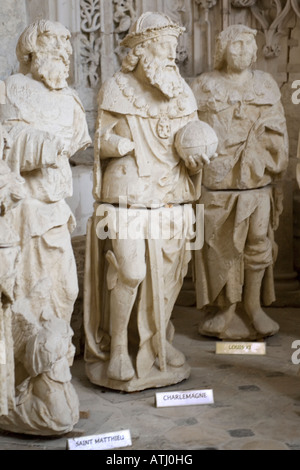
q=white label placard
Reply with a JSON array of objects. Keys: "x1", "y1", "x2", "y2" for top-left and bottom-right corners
[
  {"x1": 67, "y1": 429, "x2": 132, "y2": 451},
  {"x1": 216, "y1": 342, "x2": 266, "y2": 355},
  {"x1": 156, "y1": 389, "x2": 214, "y2": 408},
  {"x1": 0, "y1": 340, "x2": 6, "y2": 365}
]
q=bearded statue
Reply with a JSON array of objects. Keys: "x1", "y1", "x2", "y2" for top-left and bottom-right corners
[
  {"x1": 0, "y1": 20, "x2": 91, "y2": 435},
  {"x1": 84, "y1": 12, "x2": 215, "y2": 391}
]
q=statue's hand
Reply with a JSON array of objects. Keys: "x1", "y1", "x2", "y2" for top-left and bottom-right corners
[
  {"x1": 117, "y1": 137, "x2": 135, "y2": 156},
  {"x1": 100, "y1": 133, "x2": 135, "y2": 159},
  {"x1": 185, "y1": 153, "x2": 211, "y2": 174},
  {"x1": 186, "y1": 155, "x2": 203, "y2": 171},
  {"x1": 46, "y1": 136, "x2": 67, "y2": 168},
  {"x1": 186, "y1": 151, "x2": 218, "y2": 172},
  {"x1": 183, "y1": 156, "x2": 202, "y2": 176}
]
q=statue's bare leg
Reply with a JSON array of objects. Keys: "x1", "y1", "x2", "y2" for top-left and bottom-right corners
[
  {"x1": 244, "y1": 269, "x2": 279, "y2": 337},
  {"x1": 107, "y1": 281, "x2": 137, "y2": 381},
  {"x1": 152, "y1": 334, "x2": 185, "y2": 368},
  {"x1": 107, "y1": 238, "x2": 146, "y2": 382},
  {"x1": 243, "y1": 198, "x2": 279, "y2": 337},
  {"x1": 201, "y1": 303, "x2": 237, "y2": 335},
  {"x1": 165, "y1": 342, "x2": 185, "y2": 367}
]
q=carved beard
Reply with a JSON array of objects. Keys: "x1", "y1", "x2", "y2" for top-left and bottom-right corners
[
  {"x1": 31, "y1": 51, "x2": 70, "y2": 90},
  {"x1": 141, "y1": 57, "x2": 184, "y2": 99}
]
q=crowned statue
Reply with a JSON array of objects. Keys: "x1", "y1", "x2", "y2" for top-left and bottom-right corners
[{"x1": 84, "y1": 12, "x2": 217, "y2": 391}]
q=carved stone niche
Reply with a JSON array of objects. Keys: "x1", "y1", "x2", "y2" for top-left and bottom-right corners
[{"x1": 230, "y1": 0, "x2": 300, "y2": 60}]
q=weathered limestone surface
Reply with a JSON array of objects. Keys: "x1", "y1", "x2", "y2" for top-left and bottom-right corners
[
  {"x1": 84, "y1": 11, "x2": 217, "y2": 392},
  {"x1": 0, "y1": 0, "x2": 27, "y2": 81},
  {"x1": 192, "y1": 25, "x2": 289, "y2": 341},
  {"x1": 0, "y1": 19, "x2": 91, "y2": 435}
]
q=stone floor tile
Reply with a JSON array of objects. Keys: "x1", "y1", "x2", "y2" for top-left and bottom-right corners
[{"x1": 0, "y1": 306, "x2": 299, "y2": 451}]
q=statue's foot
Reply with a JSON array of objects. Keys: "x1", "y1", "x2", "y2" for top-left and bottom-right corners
[
  {"x1": 166, "y1": 342, "x2": 185, "y2": 368},
  {"x1": 201, "y1": 305, "x2": 236, "y2": 336},
  {"x1": 247, "y1": 308, "x2": 279, "y2": 338},
  {"x1": 107, "y1": 346, "x2": 135, "y2": 382}
]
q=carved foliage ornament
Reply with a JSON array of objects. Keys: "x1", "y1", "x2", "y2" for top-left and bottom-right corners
[
  {"x1": 231, "y1": 0, "x2": 300, "y2": 58},
  {"x1": 291, "y1": 0, "x2": 300, "y2": 17},
  {"x1": 113, "y1": 0, "x2": 136, "y2": 34},
  {"x1": 80, "y1": 0, "x2": 101, "y2": 87},
  {"x1": 165, "y1": 0, "x2": 192, "y2": 68},
  {"x1": 113, "y1": 0, "x2": 137, "y2": 67}
]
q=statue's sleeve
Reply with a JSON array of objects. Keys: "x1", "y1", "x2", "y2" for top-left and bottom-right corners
[
  {"x1": 93, "y1": 109, "x2": 132, "y2": 200},
  {"x1": 68, "y1": 95, "x2": 92, "y2": 158},
  {"x1": 242, "y1": 101, "x2": 289, "y2": 181},
  {"x1": 3, "y1": 123, "x2": 65, "y2": 174}
]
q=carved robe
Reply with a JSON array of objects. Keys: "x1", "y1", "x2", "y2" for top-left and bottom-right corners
[
  {"x1": 93, "y1": 71, "x2": 201, "y2": 205},
  {"x1": 84, "y1": 71, "x2": 200, "y2": 388}
]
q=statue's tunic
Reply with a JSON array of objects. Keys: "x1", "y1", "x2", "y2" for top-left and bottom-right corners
[
  {"x1": 2, "y1": 73, "x2": 91, "y2": 242},
  {"x1": 94, "y1": 71, "x2": 200, "y2": 206},
  {"x1": 1, "y1": 73, "x2": 91, "y2": 317},
  {"x1": 84, "y1": 71, "x2": 200, "y2": 384}
]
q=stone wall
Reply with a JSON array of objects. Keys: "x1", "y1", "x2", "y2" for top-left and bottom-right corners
[
  {"x1": 75, "y1": 0, "x2": 300, "y2": 294},
  {"x1": 71, "y1": 236, "x2": 86, "y2": 356},
  {"x1": 0, "y1": 0, "x2": 27, "y2": 80}
]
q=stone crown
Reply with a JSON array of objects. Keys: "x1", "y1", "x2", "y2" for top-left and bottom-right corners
[{"x1": 121, "y1": 11, "x2": 185, "y2": 49}]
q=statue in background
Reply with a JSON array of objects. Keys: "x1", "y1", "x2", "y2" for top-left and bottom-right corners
[
  {"x1": 84, "y1": 12, "x2": 216, "y2": 391},
  {"x1": 192, "y1": 25, "x2": 289, "y2": 340},
  {"x1": 0, "y1": 20, "x2": 91, "y2": 435}
]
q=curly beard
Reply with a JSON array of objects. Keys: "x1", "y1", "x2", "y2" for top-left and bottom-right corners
[
  {"x1": 31, "y1": 51, "x2": 70, "y2": 90},
  {"x1": 141, "y1": 57, "x2": 184, "y2": 99}
]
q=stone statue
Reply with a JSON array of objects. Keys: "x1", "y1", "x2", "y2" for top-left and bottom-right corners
[
  {"x1": 0, "y1": 20, "x2": 91, "y2": 435},
  {"x1": 191, "y1": 25, "x2": 289, "y2": 340},
  {"x1": 84, "y1": 12, "x2": 215, "y2": 391}
]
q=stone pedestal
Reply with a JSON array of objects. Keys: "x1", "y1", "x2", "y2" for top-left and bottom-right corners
[{"x1": 86, "y1": 361, "x2": 191, "y2": 393}]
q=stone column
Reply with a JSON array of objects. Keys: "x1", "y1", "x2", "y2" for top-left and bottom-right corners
[
  {"x1": 272, "y1": 15, "x2": 300, "y2": 305},
  {"x1": 274, "y1": 180, "x2": 300, "y2": 294}
]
